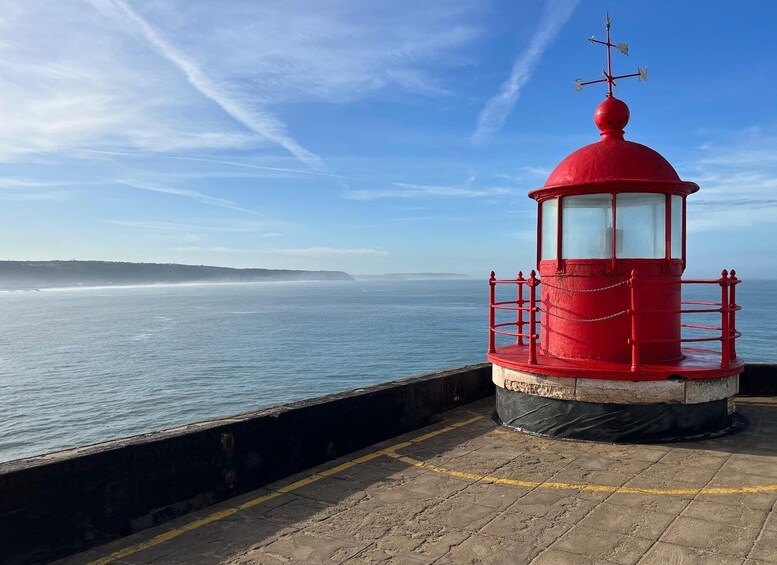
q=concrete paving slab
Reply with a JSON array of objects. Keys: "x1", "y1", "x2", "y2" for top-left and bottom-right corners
[
  {"x1": 660, "y1": 515, "x2": 763, "y2": 557},
  {"x1": 59, "y1": 397, "x2": 777, "y2": 565},
  {"x1": 576, "y1": 500, "x2": 677, "y2": 539},
  {"x1": 443, "y1": 532, "x2": 543, "y2": 564},
  {"x1": 480, "y1": 512, "x2": 573, "y2": 548},
  {"x1": 748, "y1": 528, "x2": 777, "y2": 562},
  {"x1": 530, "y1": 548, "x2": 599, "y2": 564},
  {"x1": 547, "y1": 524, "x2": 655, "y2": 564},
  {"x1": 638, "y1": 541, "x2": 746, "y2": 564}
]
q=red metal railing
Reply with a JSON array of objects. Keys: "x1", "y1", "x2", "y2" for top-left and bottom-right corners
[
  {"x1": 488, "y1": 269, "x2": 741, "y2": 370},
  {"x1": 628, "y1": 269, "x2": 741, "y2": 371},
  {"x1": 489, "y1": 270, "x2": 540, "y2": 364}
]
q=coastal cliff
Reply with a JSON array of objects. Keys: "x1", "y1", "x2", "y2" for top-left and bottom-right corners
[{"x1": 0, "y1": 260, "x2": 353, "y2": 289}]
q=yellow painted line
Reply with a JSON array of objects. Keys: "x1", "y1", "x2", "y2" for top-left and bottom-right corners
[
  {"x1": 236, "y1": 491, "x2": 283, "y2": 510},
  {"x1": 86, "y1": 414, "x2": 482, "y2": 565},
  {"x1": 392, "y1": 415, "x2": 484, "y2": 447},
  {"x1": 86, "y1": 509, "x2": 241, "y2": 565},
  {"x1": 385, "y1": 451, "x2": 777, "y2": 496}
]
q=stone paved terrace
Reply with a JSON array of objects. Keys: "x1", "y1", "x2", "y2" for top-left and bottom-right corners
[{"x1": 57, "y1": 396, "x2": 777, "y2": 564}]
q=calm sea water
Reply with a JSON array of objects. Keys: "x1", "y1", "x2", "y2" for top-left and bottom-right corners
[{"x1": 0, "y1": 278, "x2": 774, "y2": 463}]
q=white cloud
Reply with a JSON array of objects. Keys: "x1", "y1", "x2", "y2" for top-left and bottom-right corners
[
  {"x1": 0, "y1": 177, "x2": 86, "y2": 188},
  {"x1": 78, "y1": 149, "x2": 359, "y2": 182},
  {"x1": 472, "y1": 0, "x2": 579, "y2": 145},
  {"x1": 0, "y1": 1, "x2": 483, "y2": 161},
  {"x1": 344, "y1": 182, "x2": 513, "y2": 200},
  {"x1": 118, "y1": 180, "x2": 261, "y2": 215},
  {"x1": 682, "y1": 128, "x2": 777, "y2": 232},
  {"x1": 520, "y1": 166, "x2": 552, "y2": 177},
  {"x1": 144, "y1": 1, "x2": 481, "y2": 104},
  {"x1": 0, "y1": 1, "x2": 252, "y2": 159},
  {"x1": 104, "y1": 219, "x2": 274, "y2": 233},
  {"x1": 87, "y1": 0, "x2": 323, "y2": 169},
  {"x1": 175, "y1": 246, "x2": 388, "y2": 257},
  {"x1": 105, "y1": 220, "x2": 190, "y2": 231},
  {"x1": 0, "y1": 176, "x2": 88, "y2": 201},
  {"x1": 0, "y1": 191, "x2": 71, "y2": 201}
]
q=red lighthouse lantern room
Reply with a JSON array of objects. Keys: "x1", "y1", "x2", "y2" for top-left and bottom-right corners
[{"x1": 488, "y1": 17, "x2": 743, "y2": 442}]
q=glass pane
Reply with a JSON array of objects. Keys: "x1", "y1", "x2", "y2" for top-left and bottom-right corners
[
  {"x1": 671, "y1": 195, "x2": 683, "y2": 258},
  {"x1": 562, "y1": 194, "x2": 613, "y2": 259},
  {"x1": 616, "y1": 193, "x2": 666, "y2": 258},
  {"x1": 541, "y1": 199, "x2": 557, "y2": 260}
]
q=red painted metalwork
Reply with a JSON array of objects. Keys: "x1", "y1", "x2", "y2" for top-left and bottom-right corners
[
  {"x1": 629, "y1": 269, "x2": 639, "y2": 371},
  {"x1": 664, "y1": 193, "x2": 671, "y2": 267},
  {"x1": 488, "y1": 270, "x2": 743, "y2": 380},
  {"x1": 516, "y1": 272, "x2": 525, "y2": 346},
  {"x1": 730, "y1": 270, "x2": 738, "y2": 359},
  {"x1": 488, "y1": 16, "x2": 744, "y2": 383},
  {"x1": 488, "y1": 271, "x2": 496, "y2": 354},
  {"x1": 575, "y1": 14, "x2": 646, "y2": 97},
  {"x1": 528, "y1": 271, "x2": 538, "y2": 365}
]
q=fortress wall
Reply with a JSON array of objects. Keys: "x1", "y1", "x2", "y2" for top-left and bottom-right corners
[
  {"x1": 2, "y1": 362, "x2": 774, "y2": 564},
  {"x1": 0, "y1": 363, "x2": 492, "y2": 565},
  {"x1": 739, "y1": 362, "x2": 777, "y2": 396}
]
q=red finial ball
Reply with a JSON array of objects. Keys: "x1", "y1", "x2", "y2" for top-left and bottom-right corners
[{"x1": 594, "y1": 96, "x2": 630, "y2": 140}]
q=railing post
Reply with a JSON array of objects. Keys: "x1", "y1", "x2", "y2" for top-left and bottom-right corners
[
  {"x1": 720, "y1": 269, "x2": 730, "y2": 368},
  {"x1": 516, "y1": 271, "x2": 525, "y2": 346},
  {"x1": 528, "y1": 270, "x2": 538, "y2": 365},
  {"x1": 489, "y1": 271, "x2": 496, "y2": 354},
  {"x1": 729, "y1": 269, "x2": 737, "y2": 360},
  {"x1": 629, "y1": 269, "x2": 640, "y2": 372}
]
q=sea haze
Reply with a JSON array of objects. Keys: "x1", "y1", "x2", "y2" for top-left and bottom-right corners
[{"x1": 0, "y1": 279, "x2": 773, "y2": 463}]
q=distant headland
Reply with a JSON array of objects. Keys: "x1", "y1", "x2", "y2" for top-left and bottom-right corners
[
  {"x1": 0, "y1": 261, "x2": 352, "y2": 290},
  {"x1": 352, "y1": 273, "x2": 471, "y2": 281}
]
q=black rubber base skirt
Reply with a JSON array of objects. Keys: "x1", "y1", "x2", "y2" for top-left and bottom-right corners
[{"x1": 495, "y1": 387, "x2": 732, "y2": 443}]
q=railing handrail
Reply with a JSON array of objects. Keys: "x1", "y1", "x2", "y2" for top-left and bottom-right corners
[{"x1": 488, "y1": 268, "x2": 741, "y2": 370}]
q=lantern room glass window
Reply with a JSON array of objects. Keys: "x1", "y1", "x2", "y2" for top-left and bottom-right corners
[
  {"x1": 615, "y1": 193, "x2": 665, "y2": 258},
  {"x1": 562, "y1": 194, "x2": 613, "y2": 259},
  {"x1": 671, "y1": 195, "x2": 683, "y2": 259},
  {"x1": 541, "y1": 198, "x2": 558, "y2": 260}
]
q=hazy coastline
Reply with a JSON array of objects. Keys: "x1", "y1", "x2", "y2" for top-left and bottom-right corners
[
  {"x1": 0, "y1": 260, "x2": 352, "y2": 290},
  {"x1": 0, "y1": 261, "x2": 473, "y2": 290}
]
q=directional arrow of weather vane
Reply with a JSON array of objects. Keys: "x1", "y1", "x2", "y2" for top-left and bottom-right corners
[{"x1": 574, "y1": 13, "x2": 648, "y2": 94}]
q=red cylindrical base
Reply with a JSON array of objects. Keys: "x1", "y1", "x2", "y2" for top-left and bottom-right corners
[{"x1": 539, "y1": 260, "x2": 681, "y2": 364}]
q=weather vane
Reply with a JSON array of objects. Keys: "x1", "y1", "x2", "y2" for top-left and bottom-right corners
[{"x1": 575, "y1": 13, "x2": 648, "y2": 95}]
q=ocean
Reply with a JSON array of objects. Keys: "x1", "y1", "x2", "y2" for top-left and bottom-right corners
[{"x1": 0, "y1": 278, "x2": 774, "y2": 463}]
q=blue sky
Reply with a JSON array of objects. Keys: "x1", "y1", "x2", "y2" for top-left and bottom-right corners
[{"x1": 1, "y1": 0, "x2": 776, "y2": 277}]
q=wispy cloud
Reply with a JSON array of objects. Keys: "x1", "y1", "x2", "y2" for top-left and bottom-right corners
[
  {"x1": 78, "y1": 149, "x2": 362, "y2": 182},
  {"x1": 175, "y1": 246, "x2": 388, "y2": 257},
  {"x1": 157, "y1": 1, "x2": 481, "y2": 104},
  {"x1": 87, "y1": 0, "x2": 323, "y2": 169},
  {"x1": 0, "y1": 3, "x2": 254, "y2": 159},
  {"x1": 0, "y1": 176, "x2": 86, "y2": 201},
  {"x1": 104, "y1": 219, "x2": 274, "y2": 233},
  {"x1": 681, "y1": 127, "x2": 777, "y2": 232},
  {"x1": 383, "y1": 215, "x2": 468, "y2": 223},
  {"x1": 472, "y1": 0, "x2": 579, "y2": 145},
  {"x1": 343, "y1": 181, "x2": 513, "y2": 201},
  {"x1": 0, "y1": 191, "x2": 72, "y2": 201},
  {"x1": 0, "y1": 177, "x2": 88, "y2": 188},
  {"x1": 104, "y1": 220, "x2": 193, "y2": 231},
  {"x1": 0, "y1": 1, "x2": 481, "y2": 162},
  {"x1": 492, "y1": 166, "x2": 552, "y2": 183},
  {"x1": 118, "y1": 180, "x2": 261, "y2": 215},
  {"x1": 520, "y1": 166, "x2": 552, "y2": 177}
]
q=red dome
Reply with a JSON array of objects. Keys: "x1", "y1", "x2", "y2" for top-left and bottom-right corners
[
  {"x1": 546, "y1": 139, "x2": 682, "y2": 185},
  {"x1": 529, "y1": 97, "x2": 699, "y2": 199}
]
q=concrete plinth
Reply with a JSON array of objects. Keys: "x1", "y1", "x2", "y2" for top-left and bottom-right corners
[{"x1": 493, "y1": 365, "x2": 739, "y2": 442}]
